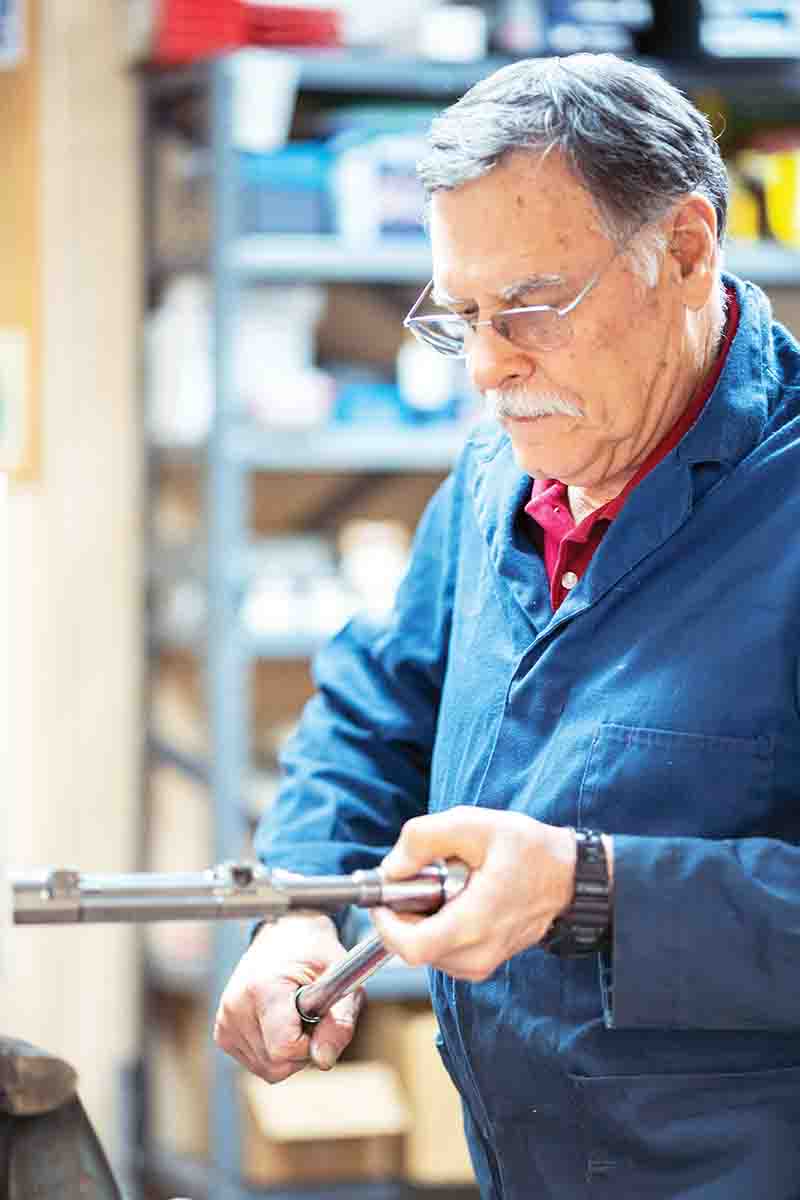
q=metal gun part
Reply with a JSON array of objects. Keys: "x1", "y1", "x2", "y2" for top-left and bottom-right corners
[
  {"x1": 11, "y1": 857, "x2": 470, "y2": 1029},
  {"x1": 11, "y1": 859, "x2": 467, "y2": 926},
  {"x1": 295, "y1": 859, "x2": 469, "y2": 1024}
]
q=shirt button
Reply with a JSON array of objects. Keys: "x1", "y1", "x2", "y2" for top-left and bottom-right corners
[{"x1": 562, "y1": 570, "x2": 579, "y2": 590}]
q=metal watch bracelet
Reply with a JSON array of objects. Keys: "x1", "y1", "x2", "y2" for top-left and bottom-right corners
[{"x1": 539, "y1": 829, "x2": 611, "y2": 957}]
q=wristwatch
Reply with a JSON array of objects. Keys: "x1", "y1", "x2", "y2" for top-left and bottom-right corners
[{"x1": 539, "y1": 829, "x2": 611, "y2": 957}]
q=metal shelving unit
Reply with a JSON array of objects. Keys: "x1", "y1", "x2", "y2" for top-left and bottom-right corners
[
  {"x1": 140, "y1": 47, "x2": 478, "y2": 1200},
  {"x1": 140, "y1": 44, "x2": 800, "y2": 1200},
  {"x1": 143, "y1": 1147, "x2": 476, "y2": 1200}
]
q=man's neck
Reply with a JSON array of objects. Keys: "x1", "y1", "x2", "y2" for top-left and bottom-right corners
[{"x1": 567, "y1": 485, "x2": 606, "y2": 524}]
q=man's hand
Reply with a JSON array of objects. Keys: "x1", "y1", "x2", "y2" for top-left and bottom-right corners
[
  {"x1": 370, "y1": 807, "x2": 577, "y2": 981},
  {"x1": 213, "y1": 911, "x2": 363, "y2": 1083}
]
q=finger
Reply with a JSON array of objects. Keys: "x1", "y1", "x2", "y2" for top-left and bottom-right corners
[
  {"x1": 381, "y1": 807, "x2": 489, "y2": 878},
  {"x1": 253, "y1": 983, "x2": 311, "y2": 1060},
  {"x1": 371, "y1": 892, "x2": 483, "y2": 966},
  {"x1": 309, "y1": 988, "x2": 364, "y2": 1070},
  {"x1": 416, "y1": 943, "x2": 503, "y2": 982},
  {"x1": 214, "y1": 1030, "x2": 275, "y2": 1081},
  {"x1": 242, "y1": 1004, "x2": 310, "y2": 1074},
  {"x1": 215, "y1": 1011, "x2": 310, "y2": 1084}
]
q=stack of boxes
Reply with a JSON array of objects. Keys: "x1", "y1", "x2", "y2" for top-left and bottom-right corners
[{"x1": 151, "y1": 993, "x2": 475, "y2": 1187}]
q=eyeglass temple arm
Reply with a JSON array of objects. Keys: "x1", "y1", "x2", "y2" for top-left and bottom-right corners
[{"x1": 403, "y1": 279, "x2": 435, "y2": 327}]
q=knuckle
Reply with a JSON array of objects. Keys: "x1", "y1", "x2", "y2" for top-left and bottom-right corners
[
  {"x1": 214, "y1": 1001, "x2": 235, "y2": 1032},
  {"x1": 463, "y1": 965, "x2": 489, "y2": 982},
  {"x1": 473, "y1": 952, "x2": 498, "y2": 980},
  {"x1": 243, "y1": 980, "x2": 265, "y2": 1009},
  {"x1": 269, "y1": 1036, "x2": 303, "y2": 1061},
  {"x1": 399, "y1": 944, "x2": 425, "y2": 967},
  {"x1": 400, "y1": 816, "x2": 425, "y2": 845}
]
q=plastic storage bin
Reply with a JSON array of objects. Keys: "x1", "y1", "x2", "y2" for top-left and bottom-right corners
[{"x1": 239, "y1": 144, "x2": 332, "y2": 235}]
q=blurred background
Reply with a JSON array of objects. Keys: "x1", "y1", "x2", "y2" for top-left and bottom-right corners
[{"x1": 2, "y1": 1, "x2": 800, "y2": 1198}]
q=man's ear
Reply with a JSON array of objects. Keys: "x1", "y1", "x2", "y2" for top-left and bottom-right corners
[{"x1": 668, "y1": 195, "x2": 718, "y2": 309}]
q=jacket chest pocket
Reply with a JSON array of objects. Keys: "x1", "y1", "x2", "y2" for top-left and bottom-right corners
[{"x1": 578, "y1": 723, "x2": 774, "y2": 837}]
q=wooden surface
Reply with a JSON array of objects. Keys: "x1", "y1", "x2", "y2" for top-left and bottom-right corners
[
  {"x1": 1, "y1": 0, "x2": 140, "y2": 1172},
  {"x1": 0, "y1": 0, "x2": 40, "y2": 477}
]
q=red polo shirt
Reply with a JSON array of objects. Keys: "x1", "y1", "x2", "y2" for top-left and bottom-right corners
[{"x1": 525, "y1": 287, "x2": 740, "y2": 610}]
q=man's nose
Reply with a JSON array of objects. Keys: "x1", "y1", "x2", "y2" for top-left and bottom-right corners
[{"x1": 467, "y1": 324, "x2": 536, "y2": 396}]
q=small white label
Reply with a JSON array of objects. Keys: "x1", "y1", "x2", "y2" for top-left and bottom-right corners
[
  {"x1": 0, "y1": 328, "x2": 28, "y2": 471},
  {"x1": 0, "y1": 0, "x2": 24, "y2": 69}
]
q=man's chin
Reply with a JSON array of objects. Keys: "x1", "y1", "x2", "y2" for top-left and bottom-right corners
[
  {"x1": 506, "y1": 435, "x2": 556, "y2": 480},
  {"x1": 507, "y1": 435, "x2": 585, "y2": 485}
]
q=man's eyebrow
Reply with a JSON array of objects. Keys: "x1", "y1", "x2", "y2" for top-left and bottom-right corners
[
  {"x1": 498, "y1": 274, "x2": 566, "y2": 302},
  {"x1": 430, "y1": 274, "x2": 567, "y2": 308}
]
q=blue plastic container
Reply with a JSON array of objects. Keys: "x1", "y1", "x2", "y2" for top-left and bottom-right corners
[{"x1": 238, "y1": 144, "x2": 333, "y2": 235}]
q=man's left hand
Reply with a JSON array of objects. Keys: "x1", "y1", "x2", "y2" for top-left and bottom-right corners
[{"x1": 370, "y1": 806, "x2": 577, "y2": 981}]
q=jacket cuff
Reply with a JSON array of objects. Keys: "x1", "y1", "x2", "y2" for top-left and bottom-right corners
[{"x1": 600, "y1": 834, "x2": 685, "y2": 1029}]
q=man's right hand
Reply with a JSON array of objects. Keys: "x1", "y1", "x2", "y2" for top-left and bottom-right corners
[{"x1": 213, "y1": 911, "x2": 364, "y2": 1083}]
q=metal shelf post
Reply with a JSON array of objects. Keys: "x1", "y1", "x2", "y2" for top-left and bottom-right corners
[{"x1": 209, "y1": 54, "x2": 250, "y2": 1200}]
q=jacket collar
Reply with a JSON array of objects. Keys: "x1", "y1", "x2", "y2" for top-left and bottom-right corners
[
  {"x1": 676, "y1": 272, "x2": 771, "y2": 470},
  {"x1": 466, "y1": 273, "x2": 775, "y2": 640}
]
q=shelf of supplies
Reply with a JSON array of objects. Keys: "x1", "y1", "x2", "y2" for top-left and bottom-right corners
[
  {"x1": 225, "y1": 423, "x2": 469, "y2": 472},
  {"x1": 662, "y1": 54, "x2": 800, "y2": 99},
  {"x1": 153, "y1": 613, "x2": 337, "y2": 660},
  {"x1": 153, "y1": 423, "x2": 469, "y2": 472},
  {"x1": 244, "y1": 630, "x2": 330, "y2": 660},
  {"x1": 149, "y1": 735, "x2": 209, "y2": 784},
  {"x1": 150, "y1": 734, "x2": 279, "y2": 821},
  {"x1": 140, "y1": 1146, "x2": 479, "y2": 1200},
  {"x1": 143, "y1": 49, "x2": 512, "y2": 101},
  {"x1": 146, "y1": 952, "x2": 211, "y2": 996},
  {"x1": 143, "y1": 49, "x2": 800, "y2": 103},
  {"x1": 230, "y1": 234, "x2": 431, "y2": 282},
  {"x1": 726, "y1": 239, "x2": 800, "y2": 287},
  {"x1": 160, "y1": 235, "x2": 800, "y2": 290}
]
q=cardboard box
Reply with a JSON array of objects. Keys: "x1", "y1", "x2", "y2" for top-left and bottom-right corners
[
  {"x1": 150, "y1": 994, "x2": 409, "y2": 1185},
  {"x1": 242, "y1": 1062, "x2": 408, "y2": 1185},
  {"x1": 356, "y1": 1002, "x2": 475, "y2": 1185},
  {"x1": 150, "y1": 993, "x2": 210, "y2": 1161}
]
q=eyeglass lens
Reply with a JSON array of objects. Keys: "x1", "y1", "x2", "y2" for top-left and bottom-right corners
[{"x1": 409, "y1": 308, "x2": 569, "y2": 356}]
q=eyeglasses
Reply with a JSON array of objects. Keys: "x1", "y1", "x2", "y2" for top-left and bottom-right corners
[{"x1": 402, "y1": 243, "x2": 625, "y2": 359}]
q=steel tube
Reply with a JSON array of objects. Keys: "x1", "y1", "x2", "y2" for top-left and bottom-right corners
[
  {"x1": 11, "y1": 859, "x2": 470, "y2": 926},
  {"x1": 294, "y1": 858, "x2": 470, "y2": 1025},
  {"x1": 295, "y1": 932, "x2": 391, "y2": 1023}
]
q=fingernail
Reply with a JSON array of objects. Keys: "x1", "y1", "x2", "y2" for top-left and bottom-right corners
[{"x1": 312, "y1": 1043, "x2": 338, "y2": 1070}]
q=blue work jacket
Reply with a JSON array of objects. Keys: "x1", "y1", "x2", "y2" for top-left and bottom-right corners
[{"x1": 256, "y1": 273, "x2": 800, "y2": 1198}]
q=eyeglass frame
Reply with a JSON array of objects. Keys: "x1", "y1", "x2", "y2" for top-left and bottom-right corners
[{"x1": 402, "y1": 235, "x2": 634, "y2": 359}]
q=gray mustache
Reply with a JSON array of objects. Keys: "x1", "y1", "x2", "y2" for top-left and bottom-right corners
[{"x1": 486, "y1": 389, "x2": 585, "y2": 420}]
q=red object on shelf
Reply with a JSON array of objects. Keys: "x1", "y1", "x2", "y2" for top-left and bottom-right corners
[
  {"x1": 155, "y1": 0, "x2": 244, "y2": 63},
  {"x1": 154, "y1": 1, "x2": 342, "y2": 64}
]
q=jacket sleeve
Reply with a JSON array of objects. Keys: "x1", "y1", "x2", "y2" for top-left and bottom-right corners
[
  {"x1": 253, "y1": 473, "x2": 458, "y2": 882},
  {"x1": 603, "y1": 834, "x2": 800, "y2": 1030}
]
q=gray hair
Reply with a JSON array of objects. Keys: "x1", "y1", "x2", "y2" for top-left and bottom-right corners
[{"x1": 418, "y1": 54, "x2": 729, "y2": 250}]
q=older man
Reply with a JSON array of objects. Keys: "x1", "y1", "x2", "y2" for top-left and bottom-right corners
[{"x1": 216, "y1": 54, "x2": 800, "y2": 1198}]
